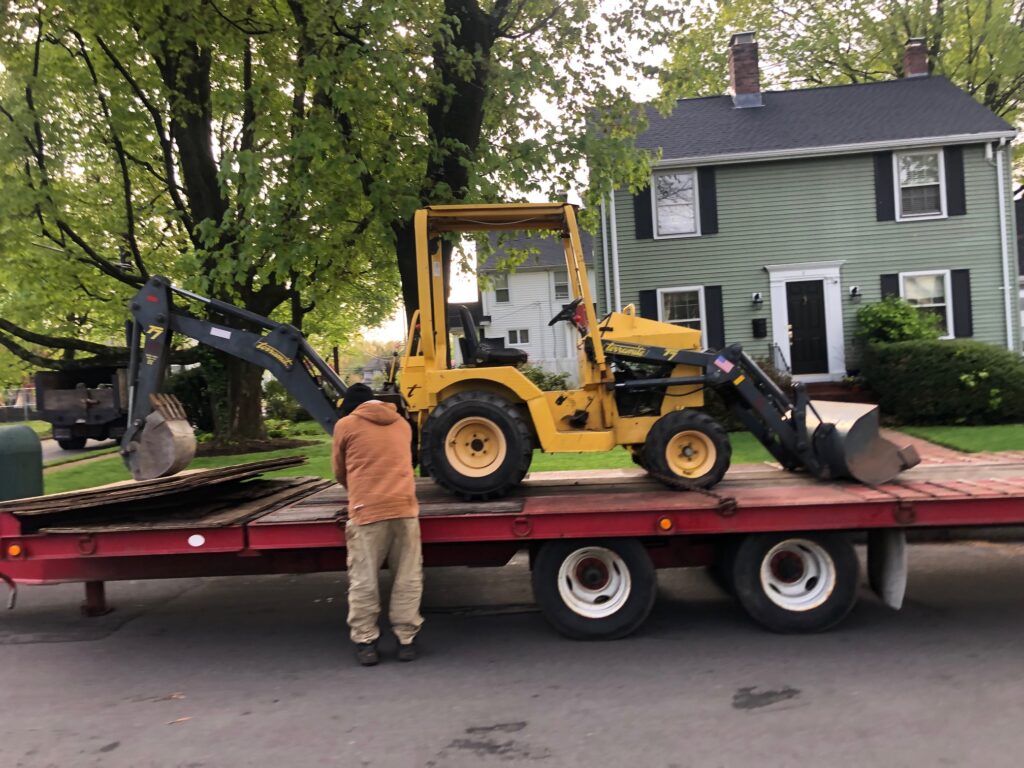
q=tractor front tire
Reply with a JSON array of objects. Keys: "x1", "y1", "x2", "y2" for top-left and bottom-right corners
[
  {"x1": 420, "y1": 391, "x2": 533, "y2": 500},
  {"x1": 643, "y1": 410, "x2": 731, "y2": 490}
]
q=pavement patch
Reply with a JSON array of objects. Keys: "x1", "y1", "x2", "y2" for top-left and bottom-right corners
[{"x1": 732, "y1": 685, "x2": 801, "y2": 710}]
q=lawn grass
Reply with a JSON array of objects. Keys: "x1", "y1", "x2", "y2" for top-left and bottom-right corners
[
  {"x1": 899, "y1": 424, "x2": 1024, "y2": 453},
  {"x1": 0, "y1": 420, "x2": 51, "y2": 439},
  {"x1": 44, "y1": 430, "x2": 775, "y2": 495}
]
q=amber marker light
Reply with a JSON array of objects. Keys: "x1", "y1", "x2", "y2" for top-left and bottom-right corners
[
  {"x1": 657, "y1": 517, "x2": 673, "y2": 532},
  {"x1": 7, "y1": 543, "x2": 23, "y2": 558}
]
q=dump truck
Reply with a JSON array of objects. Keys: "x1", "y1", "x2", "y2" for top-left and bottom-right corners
[
  {"x1": 119, "y1": 203, "x2": 918, "y2": 497},
  {"x1": 34, "y1": 367, "x2": 128, "y2": 450}
]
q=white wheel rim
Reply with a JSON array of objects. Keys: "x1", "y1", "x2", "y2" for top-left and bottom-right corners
[
  {"x1": 556, "y1": 546, "x2": 632, "y2": 619},
  {"x1": 758, "y1": 539, "x2": 836, "y2": 612}
]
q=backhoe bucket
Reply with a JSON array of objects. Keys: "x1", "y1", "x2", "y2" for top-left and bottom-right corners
[
  {"x1": 124, "y1": 394, "x2": 197, "y2": 481},
  {"x1": 807, "y1": 401, "x2": 920, "y2": 485}
]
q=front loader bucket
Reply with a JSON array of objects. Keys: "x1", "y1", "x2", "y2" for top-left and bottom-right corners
[
  {"x1": 806, "y1": 401, "x2": 920, "y2": 485},
  {"x1": 124, "y1": 394, "x2": 197, "y2": 481}
]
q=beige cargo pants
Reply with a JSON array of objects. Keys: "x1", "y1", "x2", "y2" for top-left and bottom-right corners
[{"x1": 345, "y1": 517, "x2": 424, "y2": 645}]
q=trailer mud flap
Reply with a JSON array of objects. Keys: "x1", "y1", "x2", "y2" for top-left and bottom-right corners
[{"x1": 867, "y1": 529, "x2": 907, "y2": 610}]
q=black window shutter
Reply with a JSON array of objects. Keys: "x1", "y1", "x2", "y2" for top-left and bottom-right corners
[
  {"x1": 697, "y1": 167, "x2": 718, "y2": 235},
  {"x1": 705, "y1": 285, "x2": 725, "y2": 349},
  {"x1": 880, "y1": 274, "x2": 900, "y2": 298},
  {"x1": 638, "y1": 289, "x2": 658, "y2": 319},
  {"x1": 633, "y1": 187, "x2": 653, "y2": 240},
  {"x1": 874, "y1": 152, "x2": 895, "y2": 221},
  {"x1": 945, "y1": 146, "x2": 966, "y2": 216},
  {"x1": 951, "y1": 269, "x2": 973, "y2": 337}
]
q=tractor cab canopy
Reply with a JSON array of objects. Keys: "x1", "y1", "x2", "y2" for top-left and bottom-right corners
[{"x1": 422, "y1": 203, "x2": 575, "y2": 236}]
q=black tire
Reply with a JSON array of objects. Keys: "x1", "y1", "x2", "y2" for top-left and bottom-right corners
[
  {"x1": 420, "y1": 391, "x2": 532, "y2": 500},
  {"x1": 643, "y1": 410, "x2": 731, "y2": 490},
  {"x1": 629, "y1": 446, "x2": 646, "y2": 469},
  {"x1": 732, "y1": 532, "x2": 859, "y2": 633},
  {"x1": 57, "y1": 437, "x2": 87, "y2": 450},
  {"x1": 532, "y1": 539, "x2": 656, "y2": 640}
]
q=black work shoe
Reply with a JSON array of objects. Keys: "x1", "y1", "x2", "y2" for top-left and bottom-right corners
[
  {"x1": 397, "y1": 641, "x2": 418, "y2": 662},
  {"x1": 354, "y1": 642, "x2": 379, "y2": 666}
]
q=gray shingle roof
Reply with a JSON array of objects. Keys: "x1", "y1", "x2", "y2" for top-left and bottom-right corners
[
  {"x1": 641, "y1": 76, "x2": 1014, "y2": 162},
  {"x1": 478, "y1": 231, "x2": 593, "y2": 272}
]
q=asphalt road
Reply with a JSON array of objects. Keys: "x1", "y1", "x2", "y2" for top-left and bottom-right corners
[
  {"x1": 1, "y1": 543, "x2": 1023, "y2": 768},
  {"x1": 41, "y1": 438, "x2": 117, "y2": 463}
]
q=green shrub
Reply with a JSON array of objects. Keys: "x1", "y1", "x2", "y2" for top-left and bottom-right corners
[
  {"x1": 263, "y1": 379, "x2": 311, "y2": 422},
  {"x1": 520, "y1": 364, "x2": 571, "y2": 391},
  {"x1": 165, "y1": 367, "x2": 215, "y2": 431},
  {"x1": 861, "y1": 339, "x2": 1024, "y2": 425},
  {"x1": 855, "y1": 297, "x2": 942, "y2": 344}
]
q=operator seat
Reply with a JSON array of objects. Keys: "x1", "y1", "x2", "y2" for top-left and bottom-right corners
[{"x1": 456, "y1": 305, "x2": 528, "y2": 367}]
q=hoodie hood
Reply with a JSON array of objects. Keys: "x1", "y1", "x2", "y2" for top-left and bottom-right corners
[{"x1": 350, "y1": 400, "x2": 401, "y2": 425}]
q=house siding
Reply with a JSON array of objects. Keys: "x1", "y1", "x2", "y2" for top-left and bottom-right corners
[
  {"x1": 478, "y1": 268, "x2": 594, "y2": 383},
  {"x1": 597, "y1": 144, "x2": 1018, "y2": 367}
]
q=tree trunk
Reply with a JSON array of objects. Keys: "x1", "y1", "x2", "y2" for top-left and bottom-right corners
[{"x1": 219, "y1": 355, "x2": 266, "y2": 442}]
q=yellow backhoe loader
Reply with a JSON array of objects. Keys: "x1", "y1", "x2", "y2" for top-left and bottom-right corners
[{"x1": 121, "y1": 202, "x2": 918, "y2": 499}]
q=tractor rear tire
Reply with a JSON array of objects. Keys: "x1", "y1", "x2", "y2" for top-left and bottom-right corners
[
  {"x1": 420, "y1": 391, "x2": 533, "y2": 500},
  {"x1": 643, "y1": 410, "x2": 731, "y2": 490}
]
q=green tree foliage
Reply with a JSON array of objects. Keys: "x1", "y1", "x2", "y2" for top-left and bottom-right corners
[
  {"x1": 0, "y1": 1, "x2": 679, "y2": 438},
  {"x1": 665, "y1": 0, "x2": 1024, "y2": 182},
  {"x1": 855, "y1": 296, "x2": 943, "y2": 343}
]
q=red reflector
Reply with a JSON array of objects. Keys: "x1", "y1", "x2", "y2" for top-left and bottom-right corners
[{"x1": 145, "y1": 295, "x2": 159, "y2": 303}]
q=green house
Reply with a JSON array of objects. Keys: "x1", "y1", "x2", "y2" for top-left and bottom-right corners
[{"x1": 594, "y1": 35, "x2": 1020, "y2": 381}]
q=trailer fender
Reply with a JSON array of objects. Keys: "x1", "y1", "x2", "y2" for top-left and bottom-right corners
[{"x1": 867, "y1": 529, "x2": 907, "y2": 610}]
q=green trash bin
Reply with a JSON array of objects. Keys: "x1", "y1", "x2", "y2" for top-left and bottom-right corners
[{"x1": 0, "y1": 425, "x2": 43, "y2": 501}]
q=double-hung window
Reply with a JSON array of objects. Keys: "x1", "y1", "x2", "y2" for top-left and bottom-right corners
[
  {"x1": 553, "y1": 269, "x2": 569, "y2": 301},
  {"x1": 656, "y1": 286, "x2": 706, "y2": 346},
  {"x1": 652, "y1": 169, "x2": 700, "y2": 238},
  {"x1": 508, "y1": 329, "x2": 529, "y2": 346},
  {"x1": 894, "y1": 150, "x2": 945, "y2": 220},
  {"x1": 900, "y1": 270, "x2": 952, "y2": 337},
  {"x1": 492, "y1": 273, "x2": 510, "y2": 303}
]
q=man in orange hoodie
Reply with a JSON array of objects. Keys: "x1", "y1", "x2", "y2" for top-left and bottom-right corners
[{"x1": 333, "y1": 383, "x2": 423, "y2": 666}]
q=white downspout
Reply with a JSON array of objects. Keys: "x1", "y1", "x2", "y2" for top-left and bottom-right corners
[
  {"x1": 608, "y1": 193, "x2": 622, "y2": 311},
  {"x1": 599, "y1": 198, "x2": 612, "y2": 312},
  {"x1": 995, "y1": 139, "x2": 1015, "y2": 351}
]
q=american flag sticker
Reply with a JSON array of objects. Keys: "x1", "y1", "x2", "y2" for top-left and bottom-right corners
[{"x1": 714, "y1": 356, "x2": 735, "y2": 373}]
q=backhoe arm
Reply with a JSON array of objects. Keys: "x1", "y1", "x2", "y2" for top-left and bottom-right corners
[{"x1": 122, "y1": 276, "x2": 349, "y2": 480}]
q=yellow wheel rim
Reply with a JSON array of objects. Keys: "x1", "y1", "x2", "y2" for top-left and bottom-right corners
[
  {"x1": 444, "y1": 416, "x2": 508, "y2": 478},
  {"x1": 665, "y1": 430, "x2": 716, "y2": 478}
]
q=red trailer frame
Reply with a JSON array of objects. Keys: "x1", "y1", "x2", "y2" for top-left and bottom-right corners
[{"x1": 3, "y1": 467, "x2": 1024, "y2": 635}]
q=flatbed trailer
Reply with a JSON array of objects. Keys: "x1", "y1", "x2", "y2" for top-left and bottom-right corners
[{"x1": 2, "y1": 462, "x2": 1024, "y2": 639}]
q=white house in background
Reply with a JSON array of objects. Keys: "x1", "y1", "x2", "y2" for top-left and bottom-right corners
[{"x1": 453, "y1": 233, "x2": 595, "y2": 385}]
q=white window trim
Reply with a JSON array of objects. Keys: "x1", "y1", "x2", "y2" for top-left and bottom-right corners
[
  {"x1": 656, "y1": 285, "x2": 707, "y2": 349},
  {"x1": 507, "y1": 328, "x2": 530, "y2": 346},
  {"x1": 899, "y1": 269, "x2": 954, "y2": 340},
  {"x1": 552, "y1": 269, "x2": 569, "y2": 301},
  {"x1": 492, "y1": 273, "x2": 510, "y2": 304},
  {"x1": 651, "y1": 168, "x2": 702, "y2": 240},
  {"x1": 893, "y1": 149, "x2": 947, "y2": 222}
]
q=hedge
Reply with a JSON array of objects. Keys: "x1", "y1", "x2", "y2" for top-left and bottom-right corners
[{"x1": 860, "y1": 339, "x2": 1024, "y2": 425}]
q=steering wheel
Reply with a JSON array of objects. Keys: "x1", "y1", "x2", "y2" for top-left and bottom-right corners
[{"x1": 548, "y1": 297, "x2": 583, "y2": 326}]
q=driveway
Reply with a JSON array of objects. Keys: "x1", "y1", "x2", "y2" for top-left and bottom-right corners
[{"x1": 41, "y1": 437, "x2": 117, "y2": 463}]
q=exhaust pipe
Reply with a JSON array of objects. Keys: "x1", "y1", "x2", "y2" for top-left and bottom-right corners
[{"x1": 806, "y1": 400, "x2": 920, "y2": 485}]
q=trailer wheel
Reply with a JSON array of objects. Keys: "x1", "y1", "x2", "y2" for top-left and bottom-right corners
[
  {"x1": 643, "y1": 410, "x2": 731, "y2": 489},
  {"x1": 532, "y1": 539, "x2": 656, "y2": 640},
  {"x1": 57, "y1": 437, "x2": 87, "y2": 450},
  {"x1": 421, "y1": 391, "x2": 533, "y2": 500},
  {"x1": 732, "y1": 532, "x2": 858, "y2": 633}
]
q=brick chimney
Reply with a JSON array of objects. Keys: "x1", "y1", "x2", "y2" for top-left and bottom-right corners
[
  {"x1": 903, "y1": 38, "x2": 929, "y2": 78},
  {"x1": 728, "y1": 31, "x2": 762, "y2": 108}
]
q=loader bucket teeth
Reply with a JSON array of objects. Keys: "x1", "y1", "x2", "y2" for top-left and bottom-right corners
[
  {"x1": 806, "y1": 401, "x2": 920, "y2": 485},
  {"x1": 125, "y1": 394, "x2": 197, "y2": 481}
]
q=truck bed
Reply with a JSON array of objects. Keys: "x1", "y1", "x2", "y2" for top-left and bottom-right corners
[{"x1": 3, "y1": 460, "x2": 1024, "y2": 589}]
